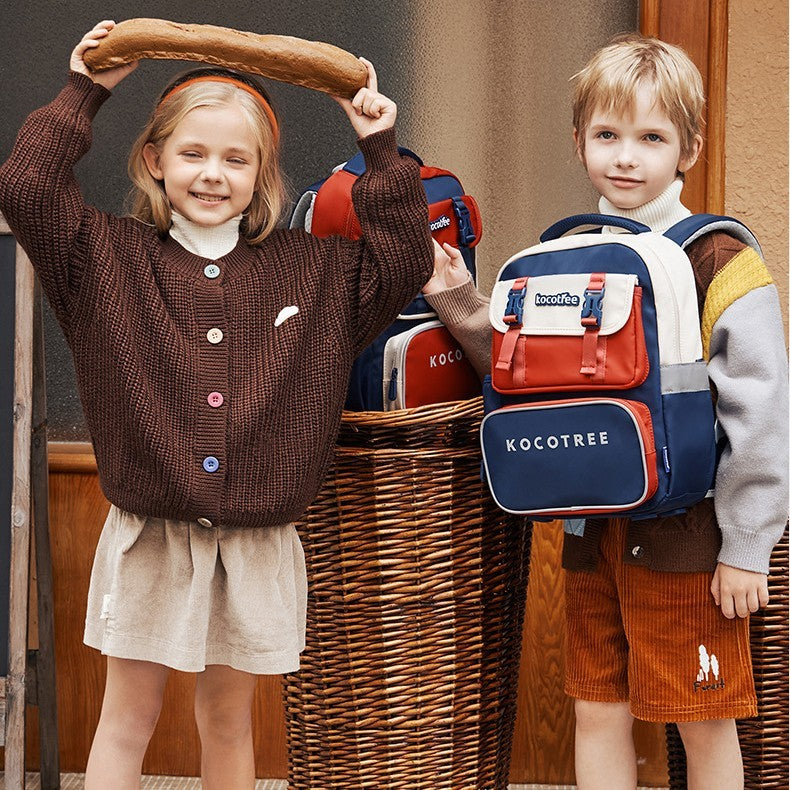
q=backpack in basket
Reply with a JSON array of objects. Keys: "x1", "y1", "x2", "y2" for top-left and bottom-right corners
[
  {"x1": 291, "y1": 148, "x2": 483, "y2": 411},
  {"x1": 480, "y1": 213, "x2": 761, "y2": 520}
]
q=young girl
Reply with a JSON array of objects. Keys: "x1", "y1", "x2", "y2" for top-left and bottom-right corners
[{"x1": 0, "y1": 19, "x2": 433, "y2": 788}]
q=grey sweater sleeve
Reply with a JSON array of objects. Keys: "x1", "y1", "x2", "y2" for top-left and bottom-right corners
[
  {"x1": 707, "y1": 284, "x2": 789, "y2": 573},
  {"x1": 424, "y1": 279, "x2": 491, "y2": 380}
]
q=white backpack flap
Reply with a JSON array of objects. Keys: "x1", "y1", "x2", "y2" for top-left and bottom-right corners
[{"x1": 489, "y1": 272, "x2": 637, "y2": 337}]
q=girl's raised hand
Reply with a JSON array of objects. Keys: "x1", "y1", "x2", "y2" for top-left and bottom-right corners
[
  {"x1": 333, "y1": 58, "x2": 396, "y2": 139},
  {"x1": 70, "y1": 21, "x2": 138, "y2": 90},
  {"x1": 422, "y1": 241, "x2": 470, "y2": 295}
]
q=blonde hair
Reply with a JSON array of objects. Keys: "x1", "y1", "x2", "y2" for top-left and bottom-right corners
[
  {"x1": 572, "y1": 34, "x2": 704, "y2": 162},
  {"x1": 127, "y1": 68, "x2": 287, "y2": 244}
]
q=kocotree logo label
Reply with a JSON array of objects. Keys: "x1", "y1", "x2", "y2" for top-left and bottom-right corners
[
  {"x1": 505, "y1": 431, "x2": 609, "y2": 452},
  {"x1": 430, "y1": 215, "x2": 452, "y2": 232},
  {"x1": 534, "y1": 292, "x2": 580, "y2": 307},
  {"x1": 430, "y1": 348, "x2": 465, "y2": 367}
]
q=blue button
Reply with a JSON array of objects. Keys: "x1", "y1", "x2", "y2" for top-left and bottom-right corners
[
  {"x1": 202, "y1": 456, "x2": 219, "y2": 473},
  {"x1": 204, "y1": 264, "x2": 220, "y2": 279}
]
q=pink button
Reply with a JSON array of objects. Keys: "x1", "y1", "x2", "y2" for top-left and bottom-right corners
[{"x1": 207, "y1": 391, "x2": 224, "y2": 408}]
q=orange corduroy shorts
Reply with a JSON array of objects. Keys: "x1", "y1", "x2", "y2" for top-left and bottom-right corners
[{"x1": 564, "y1": 518, "x2": 757, "y2": 723}]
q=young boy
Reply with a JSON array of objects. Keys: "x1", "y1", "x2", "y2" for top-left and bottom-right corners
[{"x1": 423, "y1": 34, "x2": 788, "y2": 789}]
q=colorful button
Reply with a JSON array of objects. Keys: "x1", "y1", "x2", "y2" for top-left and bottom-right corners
[
  {"x1": 204, "y1": 264, "x2": 221, "y2": 279},
  {"x1": 197, "y1": 517, "x2": 213, "y2": 528},
  {"x1": 207, "y1": 391, "x2": 224, "y2": 408},
  {"x1": 203, "y1": 456, "x2": 219, "y2": 473},
  {"x1": 206, "y1": 328, "x2": 224, "y2": 344}
]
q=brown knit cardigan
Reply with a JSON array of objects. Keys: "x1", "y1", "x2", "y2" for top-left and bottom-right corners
[{"x1": 0, "y1": 72, "x2": 434, "y2": 529}]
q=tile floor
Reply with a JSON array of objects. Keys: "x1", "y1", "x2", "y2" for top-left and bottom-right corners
[{"x1": 2, "y1": 776, "x2": 668, "y2": 790}]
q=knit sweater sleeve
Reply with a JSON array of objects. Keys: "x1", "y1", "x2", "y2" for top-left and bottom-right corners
[
  {"x1": 341, "y1": 128, "x2": 434, "y2": 351},
  {"x1": 0, "y1": 71, "x2": 111, "y2": 326},
  {"x1": 424, "y1": 279, "x2": 491, "y2": 379},
  {"x1": 695, "y1": 236, "x2": 789, "y2": 573}
]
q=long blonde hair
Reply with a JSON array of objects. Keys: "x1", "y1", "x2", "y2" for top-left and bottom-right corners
[
  {"x1": 572, "y1": 34, "x2": 704, "y2": 163},
  {"x1": 127, "y1": 68, "x2": 287, "y2": 244}
]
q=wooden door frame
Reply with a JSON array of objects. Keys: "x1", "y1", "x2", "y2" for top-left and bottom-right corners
[{"x1": 641, "y1": 0, "x2": 729, "y2": 214}]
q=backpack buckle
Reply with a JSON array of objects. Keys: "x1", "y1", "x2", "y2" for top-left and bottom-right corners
[
  {"x1": 503, "y1": 279, "x2": 528, "y2": 325},
  {"x1": 579, "y1": 273, "x2": 606, "y2": 377},
  {"x1": 451, "y1": 197, "x2": 477, "y2": 246},
  {"x1": 580, "y1": 285, "x2": 605, "y2": 328}
]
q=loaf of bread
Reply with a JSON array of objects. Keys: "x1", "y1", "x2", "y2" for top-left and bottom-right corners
[{"x1": 83, "y1": 18, "x2": 367, "y2": 98}]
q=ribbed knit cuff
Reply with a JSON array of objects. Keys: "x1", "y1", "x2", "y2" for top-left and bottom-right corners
[
  {"x1": 717, "y1": 524, "x2": 781, "y2": 575},
  {"x1": 356, "y1": 127, "x2": 400, "y2": 172},
  {"x1": 65, "y1": 70, "x2": 112, "y2": 119},
  {"x1": 425, "y1": 278, "x2": 488, "y2": 324}
]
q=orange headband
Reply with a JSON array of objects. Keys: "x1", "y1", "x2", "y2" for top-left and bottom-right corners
[{"x1": 160, "y1": 75, "x2": 280, "y2": 145}]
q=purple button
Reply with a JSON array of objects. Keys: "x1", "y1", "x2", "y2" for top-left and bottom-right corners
[
  {"x1": 207, "y1": 391, "x2": 224, "y2": 408},
  {"x1": 203, "y1": 456, "x2": 219, "y2": 473}
]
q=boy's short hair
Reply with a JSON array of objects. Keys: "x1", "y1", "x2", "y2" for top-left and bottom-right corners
[{"x1": 572, "y1": 33, "x2": 704, "y2": 161}]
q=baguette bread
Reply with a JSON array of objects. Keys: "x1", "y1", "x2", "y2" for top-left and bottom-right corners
[{"x1": 83, "y1": 18, "x2": 367, "y2": 98}]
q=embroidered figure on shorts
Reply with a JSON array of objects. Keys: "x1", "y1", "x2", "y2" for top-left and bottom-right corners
[
  {"x1": 274, "y1": 305, "x2": 299, "y2": 327},
  {"x1": 694, "y1": 644, "x2": 725, "y2": 692}
]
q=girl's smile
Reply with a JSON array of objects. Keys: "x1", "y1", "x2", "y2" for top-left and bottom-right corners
[
  {"x1": 142, "y1": 103, "x2": 260, "y2": 227},
  {"x1": 191, "y1": 192, "x2": 229, "y2": 202}
]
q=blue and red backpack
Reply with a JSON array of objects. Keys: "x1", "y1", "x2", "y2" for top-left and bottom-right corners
[
  {"x1": 291, "y1": 148, "x2": 483, "y2": 410},
  {"x1": 480, "y1": 213, "x2": 761, "y2": 520}
]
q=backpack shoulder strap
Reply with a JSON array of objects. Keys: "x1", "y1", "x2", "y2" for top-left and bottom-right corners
[{"x1": 664, "y1": 214, "x2": 762, "y2": 257}]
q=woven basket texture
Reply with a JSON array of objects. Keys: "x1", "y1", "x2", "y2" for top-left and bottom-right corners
[
  {"x1": 284, "y1": 398, "x2": 531, "y2": 789},
  {"x1": 666, "y1": 530, "x2": 789, "y2": 788}
]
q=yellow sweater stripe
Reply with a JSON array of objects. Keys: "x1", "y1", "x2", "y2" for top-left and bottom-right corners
[{"x1": 701, "y1": 247, "x2": 773, "y2": 360}]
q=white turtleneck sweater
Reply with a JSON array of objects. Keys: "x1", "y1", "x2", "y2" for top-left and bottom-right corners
[
  {"x1": 169, "y1": 211, "x2": 242, "y2": 259},
  {"x1": 598, "y1": 178, "x2": 690, "y2": 233}
]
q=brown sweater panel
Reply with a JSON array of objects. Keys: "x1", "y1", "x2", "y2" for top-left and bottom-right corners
[{"x1": 0, "y1": 72, "x2": 434, "y2": 529}]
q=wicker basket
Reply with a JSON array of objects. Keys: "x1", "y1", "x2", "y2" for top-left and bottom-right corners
[
  {"x1": 285, "y1": 397, "x2": 530, "y2": 789},
  {"x1": 666, "y1": 530, "x2": 789, "y2": 788}
]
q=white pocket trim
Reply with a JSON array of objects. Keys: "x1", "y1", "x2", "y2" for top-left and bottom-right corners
[{"x1": 489, "y1": 272, "x2": 637, "y2": 336}]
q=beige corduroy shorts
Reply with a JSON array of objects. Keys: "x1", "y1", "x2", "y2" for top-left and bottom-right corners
[{"x1": 83, "y1": 505, "x2": 307, "y2": 674}]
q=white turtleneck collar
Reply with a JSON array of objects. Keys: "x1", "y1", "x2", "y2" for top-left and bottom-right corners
[
  {"x1": 168, "y1": 211, "x2": 243, "y2": 260},
  {"x1": 599, "y1": 179, "x2": 691, "y2": 233}
]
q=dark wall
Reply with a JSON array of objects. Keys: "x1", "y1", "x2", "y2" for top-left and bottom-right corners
[{"x1": 0, "y1": 3, "x2": 419, "y2": 439}]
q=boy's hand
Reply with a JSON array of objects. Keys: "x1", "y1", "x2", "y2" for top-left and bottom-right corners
[
  {"x1": 422, "y1": 241, "x2": 469, "y2": 295},
  {"x1": 711, "y1": 562, "x2": 769, "y2": 618},
  {"x1": 333, "y1": 58, "x2": 396, "y2": 139},
  {"x1": 71, "y1": 21, "x2": 138, "y2": 90}
]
